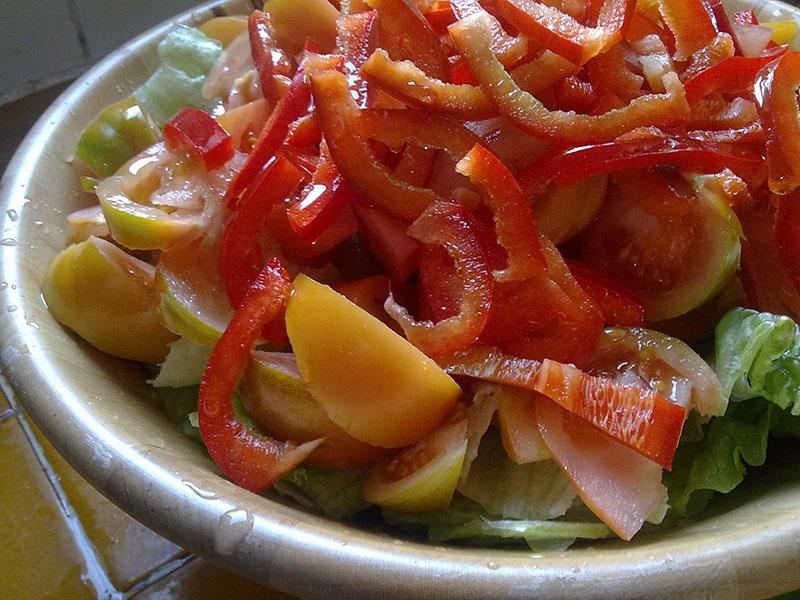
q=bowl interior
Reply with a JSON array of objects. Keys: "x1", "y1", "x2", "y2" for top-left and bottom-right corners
[{"x1": 1, "y1": 0, "x2": 799, "y2": 598}]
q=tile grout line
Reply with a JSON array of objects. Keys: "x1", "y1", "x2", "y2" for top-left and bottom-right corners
[
  {"x1": 0, "y1": 376, "x2": 121, "y2": 600},
  {"x1": 122, "y1": 553, "x2": 199, "y2": 599}
]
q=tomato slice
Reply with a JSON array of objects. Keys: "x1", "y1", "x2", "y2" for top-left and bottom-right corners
[
  {"x1": 582, "y1": 169, "x2": 742, "y2": 321},
  {"x1": 536, "y1": 397, "x2": 667, "y2": 541},
  {"x1": 363, "y1": 417, "x2": 468, "y2": 512}
]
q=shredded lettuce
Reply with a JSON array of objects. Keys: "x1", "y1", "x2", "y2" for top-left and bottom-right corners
[
  {"x1": 152, "y1": 337, "x2": 213, "y2": 388},
  {"x1": 134, "y1": 26, "x2": 223, "y2": 126},
  {"x1": 276, "y1": 466, "x2": 369, "y2": 520},
  {"x1": 666, "y1": 308, "x2": 800, "y2": 515},
  {"x1": 458, "y1": 430, "x2": 576, "y2": 520},
  {"x1": 155, "y1": 385, "x2": 201, "y2": 442},
  {"x1": 384, "y1": 496, "x2": 609, "y2": 550},
  {"x1": 715, "y1": 307, "x2": 800, "y2": 415}
]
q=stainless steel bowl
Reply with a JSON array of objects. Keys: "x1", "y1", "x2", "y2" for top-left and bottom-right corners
[{"x1": 2, "y1": 1, "x2": 799, "y2": 597}]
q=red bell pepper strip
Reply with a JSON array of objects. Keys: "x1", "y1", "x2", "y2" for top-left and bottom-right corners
[
  {"x1": 353, "y1": 204, "x2": 421, "y2": 281},
  {"x1": 368, "y1": 0, "x2": 450, "y2": 80},
  {"x1": 164, "y1": 108, "x2": 233, "y2": 172},
  {"x1": 334, "y1": 275, "x2": 393, "y2": 321},
  {"x1": 336, "y1": 9, "x2": 380, "y2": 107},
  {"x1": 450, "y1": 14, "x2": 690, "y2": 143},
  {"x1": 456, "y1": 143, "x2": 546, "y2": 281},
  {"x1": 755, "y1": 51, "x2": 800, "y2": 194},
  {"x1": 523, "y1": 134, "x2": 766, "y2": 188},
  {"x1": 224, "y1": 54, "x2": 341, "y2": 209},
  {"x1": 496, "y1": 0, "x2": 635, "y2": 66},
  {"x1": 687, "y1": 121, "x2": 764, "y2": 144},
  {"x1": 221, "y1": 157, "x2": 304, "y2": 311},
  {"x1": 774, "y1": 189, "x2": 800, "y2": 297},
  {"x1": 286, "y1": 141, "x2": 355, "y2": 243},
  {"x1": 587, "y1": 44, "x2": 643, "y2": 100},
  {"x1": 395, "y1": 143, "x2": 436, "y2": 187},
  {"x1": 656, "y1": 0, "x2": 718, "y2": 60},
  {"x1": 424, "y1": 1, "x2": 457, "y2": 34},
  {"x1": 566, "y1": 260, "x2": 646, "y2": 327},
  {"x1": 198, "y1": 258, "x2": 321, "y2": 492},
  {"x1": 438, "y1": 345, "x2": 686, "y2": 469},
  {"x1": 684, "y1": 47, "x2": 787, "y2": 101},
  {"x1": 249, "y1": 11, "x2": 284, "y2": 105},
  {"x1": 385, "y1": 201, "x2": 494, "y2": 356},
  {"x1": 362, "y1": 49, "x2": 497, "y2": 119},
  {"x1": 450, "y1": 0, "x2": 529, "y2": 67}
]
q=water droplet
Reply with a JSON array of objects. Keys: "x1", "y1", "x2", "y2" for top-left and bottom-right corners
[
  {"x1": 487, "y1": 561, "x2": 499, "y2": 570},
  {"x1": 149, "y1": 437, "x2": 165, "y2": 449},
  {"x1": 24, "y1": 313, "x2": 38, "y2": 329},
  {"x1": 214, "y1": 508, "x2": 253, "y2": 555},
  {"x1": 6, "y1": 306, "x2": 17, "y2": 313},
  {"x1": 0, "y1": 238, "x2": 17, "y2": 246},
  {"x1": 6, "y1": 210, "x2": 17, "y2": 222},
  {"x1": 0, "y1": 282, "x2": 7, "y2": 291},
  {"x1": 182, "y1": 480, "x2": 216, "y2": 500}
]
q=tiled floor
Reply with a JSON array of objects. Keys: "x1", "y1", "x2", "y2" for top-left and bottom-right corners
[
  {"x1": 0, "y1": 383, "x2": 296, "y2": 599},
  {"x1": 0, "y1": 85, "x2": 297, "y2": 600}
]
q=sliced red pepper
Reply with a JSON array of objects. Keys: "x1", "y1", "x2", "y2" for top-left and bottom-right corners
[
  {"x1": 438, "y1": 344, "x2": 686, "y2": 469},
  {"x1": 456, "y1": 143, "x2": 545, "y2": 281},
  {"x1": 198, "y1": 258, "x2": 320, "y2": 492},
  {"x1": 774, "y1": 189, "x2": 800, "y2": 297},
  {"x1": 448, "y1": 53, "x2": 479, "y2": 85},
  {"x1": 287, "y1": 141, "x2": 355, "y2": 243},
  {"x1": 369, "y1": 0, "x2": 450, "y2": 80},
  {"x1": 353, "y1": 204, "x2": 421, "y2": 281},
  {"x1": 225, "y1": 54, "x2": 341, "y2": 208},
  {"x1": 687, "y1": 121, "x2": 764, "y2": 144},
  {"x1": 554, "y1": 75, "x2": 600, "y2": 113},
  {"x1": 657, "y1": 0, "x2": 717, "y2": 60},
  {"x1": 221, "y1": 157, "x2": 304, "y2": 312},
  {"x1": 566, "y1": 260, "x2": 646, "y2": 326},
  {"x1": 394, "y1": 143, "x2": 436, "y2": 187},
  {"x1": 523, "y1": 134, "x2": 765, "y2": 187},
  {"x1": 450, "y1": 0, "x2": 529, "y2": 67},
  {"x1": 334, "y1": 275, "x2": 393, "y2": 321},
  {"x1": 496, "y1": 0, "x2": 634, "y2": 66},
  {"x1": 311, "y1": 69, "x2": 480, "y2": 220},
  {"x1": 248, "y1": 10, "x2": 287, "y2": 105},
  {"x1": 362, "y1": 49, "x2": 497, "y2": 119},
  {"x1": 284, "y1": 114, "x2": 322, "y2": 147},
  {"x1": 337, "y1": 9, "x2": 380, "y2": 107},
  {"x1": 754, "y1": 51, "x2": 800, "y2": 194},
  {"x1": 450, "y1": 14, "x2": 690, "y2": 143},
  {"x1": 424, "y1": 1, "x2": 457, "y2": 34},
  {"x1": 164, "y1": 108, "x2": 233, "y2": 172},
  {"x1": 587, "y1": 44, "x2": 643, "y2": 100},
  {"x1": 509, "y1": 50, "x2": 578, "y2": 95},
  {"x1": 684, "y1": 47, "x2": 787, "y2": 101},
  {"x1": 385, "y1": 201, "x2": 493, "y2": 356}
]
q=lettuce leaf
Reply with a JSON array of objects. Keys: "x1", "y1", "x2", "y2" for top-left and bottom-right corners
[
  {"x1": 155, "y1": 385, "x2": 201, "y2": 443},
  {"x1": 715, "y1": 307, "x2": 800, "y2": 414},
  {"x1": 384, "y1": 496, "x2": 610, "y2": 550},
  {"x1": 457, "y1": 430, "x2": 576, "y2": 520},
  {"x1": 666, "y1": 308, "x2": 800, "y2": 515},
  {"x1": 152, "y1": 337, "x2": 212, "y2": 388},
  {"x1": 276, "y1": 466, "x2": 369, "y2": 520}
]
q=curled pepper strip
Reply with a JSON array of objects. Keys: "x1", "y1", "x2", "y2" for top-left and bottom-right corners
[
  {"x1": 755, "y1": 51, "x2": 800, "y2": 194},
  {"x1": 248, "y1": 10, "x2": 286, "y2": 105},
  {"x1": 684, "y1": 47, "x2": 786, "y2": 101},
  {"x1": 385, "y1": 201, "x2": 494, "y2": 356},
  {"x1": 362, "y1": 49, "x2": 497, "y2": 119},
  {"x1": 496, "y1": 0, "x2": 634, "y2": 66},
  {"x1": 221, "y1": 157, "x2": 304, "y2": 310},
  {"x1": 367, "y1": 0, "x2": 450, "y2": 80},
  {"x1": 438, "y1": 345, "x2": 686, "y2": 470},
  {"x1": 450, "y1": 13, "x2": 690, "y2": 143},
  {"x1": 336, "y1": 9, "x2": 380, "y2": 107},
  {"x1": 450, "y1": 0, "x2": 529, "y2": 66},
  {"x1": 657, "y1": 0, "x2": 718, "y2": 60},
  {"x1": 199, "y1": 258, "x2": 322, "y2": 492},
  {"x1": 523, "y1": 134, "x2": 766, "y2": 188},
  {"x1": 455, "y1": 143, "x2": 545, "y2": 281}
]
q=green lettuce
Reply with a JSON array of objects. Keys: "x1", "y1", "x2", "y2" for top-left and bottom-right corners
[
  {"x1": 134, "y1": 26, "x2": 223, "y2": 126},
  {"x1": 384, "y1": 496, "x2": 610, "y2": 550},
  {"x1": 276, "y1": 466, "x2": 369, "y2": 520},
  {"x1": 666, "y1": 308, "x2": 800, "y2": 515},
  {"x1": 151, "y1": 337, "x2": 213, "y2": 388}
]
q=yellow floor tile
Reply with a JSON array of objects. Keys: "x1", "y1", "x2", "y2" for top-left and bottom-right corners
[
  {"x1": 0, "y1": 417, "x2": 95, "y2": 600},
  {"x1": 132, "y1": 559, "x2": 299, "y2": 600},
  {"x1": 28, "y1": 417, "x2": 187, "y2": 592}
]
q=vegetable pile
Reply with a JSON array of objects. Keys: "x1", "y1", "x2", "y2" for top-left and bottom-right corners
[{"x1": 43, "y1": 0, "x2": 800, "y2": 548}]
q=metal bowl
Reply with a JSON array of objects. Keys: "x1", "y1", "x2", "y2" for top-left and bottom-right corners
[{"x1": 2, "y1": 1, "x2": 799, "y2": 597}]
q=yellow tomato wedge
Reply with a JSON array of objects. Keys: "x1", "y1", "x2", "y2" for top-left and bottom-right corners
[
  {"x1": 42, "y1": 236, "x2": 177, "y2": 362},
  {"x1": 263, "y1": 0, "x2": 339, "y2": 53},
  {"x1": 761, "y1": 20, "x2": 798, "y2": 45},
  {"x1": 363, "y1": 418, "x2": 468, "y2": 512},
  {"x1": 199, "y1": 16, "x2": 248, "y2": 47},
  {"x1": 286, "y1": 274, "x2": 462, "y2": 448},
  {"x1": 243, "y1": 351, "x2": 387, "y2": 469}
]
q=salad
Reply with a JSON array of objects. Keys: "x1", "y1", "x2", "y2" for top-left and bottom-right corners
[{"x1": 41, "y1": 0, "x2": 800, "y2": 549}]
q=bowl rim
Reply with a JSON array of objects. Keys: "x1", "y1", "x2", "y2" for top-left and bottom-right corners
[{"x1": 1, "y1": 0, "x2": 800, "y2": 597}]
